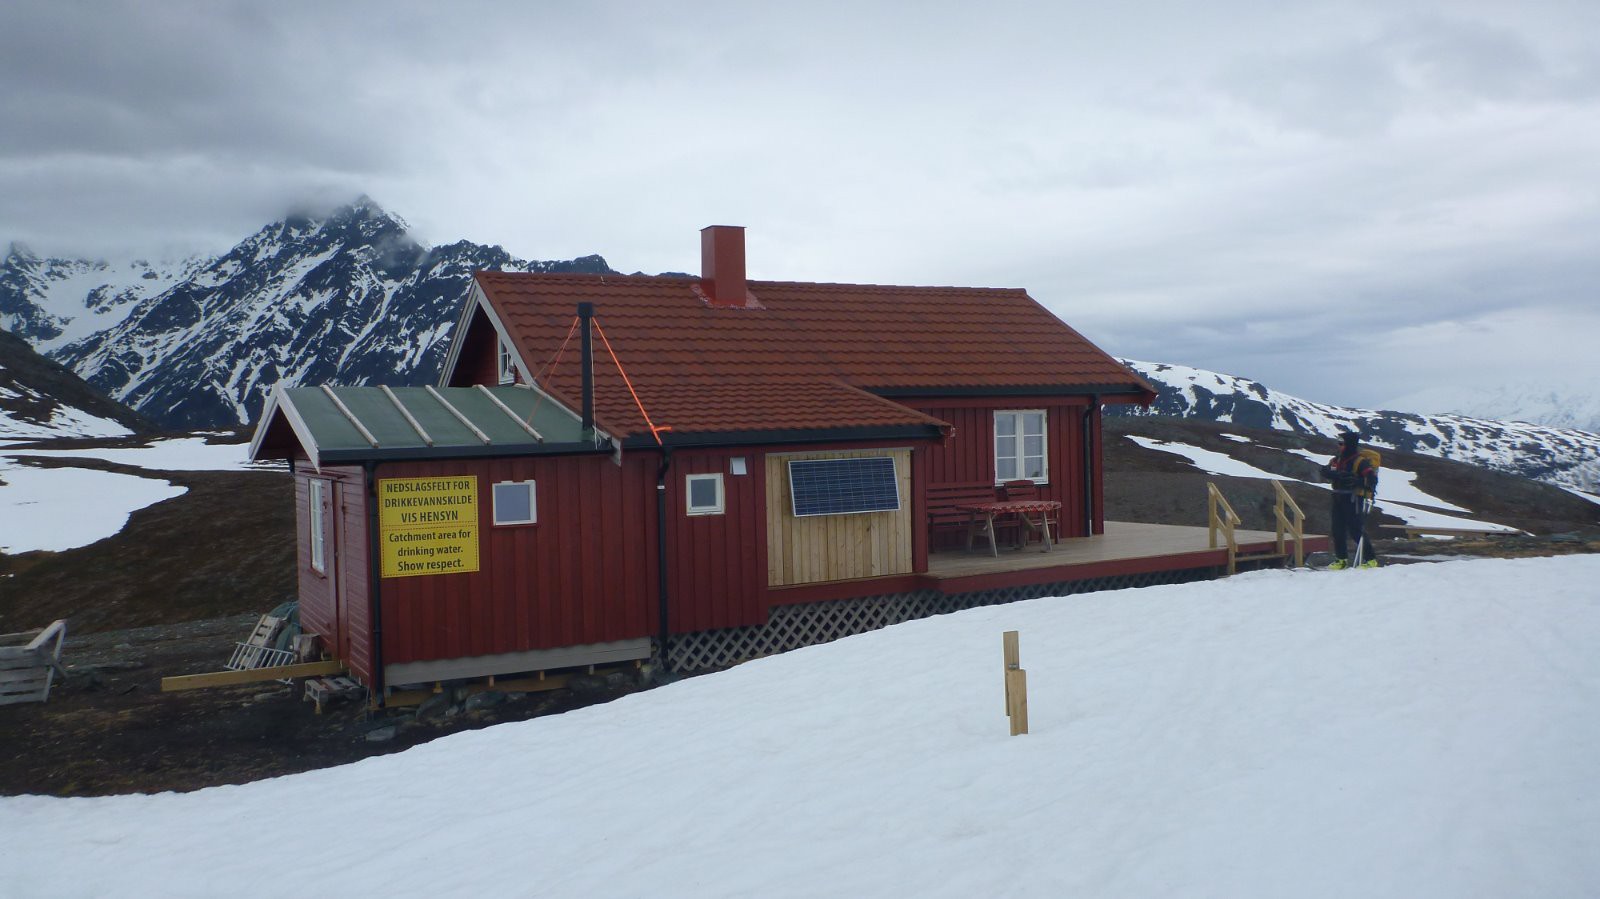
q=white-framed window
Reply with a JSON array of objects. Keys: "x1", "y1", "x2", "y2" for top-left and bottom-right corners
[
  {"x1": 685, "y1": 473, "x2": 725, "y2": 516},
  {"x1": 308, "y1": 479, "x2": 327, "y2": 573},
  {"x1": 496, "y1": 339, "x2": 517, "y2": 385},
  {"x1": 492, "y1": 480, "x2": 537, "y2": 525},
  {"x1": 994, "y1": 410, "x2": 1048, "y2": 484}
]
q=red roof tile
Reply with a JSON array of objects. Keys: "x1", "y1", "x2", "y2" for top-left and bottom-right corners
[{"x1": 474, "y1": 272, "x2": 1151, "y2": 441}]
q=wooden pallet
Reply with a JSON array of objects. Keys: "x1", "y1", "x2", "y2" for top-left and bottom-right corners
[{"x1": 0, "y1": 620, "x2": 67, "y2": 706}]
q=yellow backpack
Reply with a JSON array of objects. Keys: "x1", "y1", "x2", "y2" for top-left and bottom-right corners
[{"x1": 1354, "y1": 448, "x2": 1381, "y2": 498}]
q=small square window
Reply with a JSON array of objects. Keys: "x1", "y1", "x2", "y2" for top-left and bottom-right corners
[
  {"x1": 686, "y1": 473, "x2": 724, "y2": 516},
  {"x1": 492, "y1": 480, "x2": 536, "y2": 525}
]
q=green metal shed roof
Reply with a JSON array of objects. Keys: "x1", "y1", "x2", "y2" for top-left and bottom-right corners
[{"x1": 251, "y1": 384, "x2": 602, "y2": 466}]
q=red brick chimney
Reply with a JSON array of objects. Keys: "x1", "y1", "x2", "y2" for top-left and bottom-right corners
[{"x1": 700, "y1": 225, "x2": 752, "y2": 308}]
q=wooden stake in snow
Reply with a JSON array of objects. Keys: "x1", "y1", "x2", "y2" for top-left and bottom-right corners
[{"x1": 1003, "y1": 630, "x2": 1028, "y2": 736}]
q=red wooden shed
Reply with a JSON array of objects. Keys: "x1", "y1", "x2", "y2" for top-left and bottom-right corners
[{"x1": 253, "y1": 225, "x2": 1301, "y2": 699}]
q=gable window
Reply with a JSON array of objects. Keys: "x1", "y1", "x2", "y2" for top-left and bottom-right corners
[
  {"x1": 994, "y1": 410, "x2": 1047, "y2": 484},
  {"x1": 492, "y1": 480, "x2": 537, "y2": 525},
  {"x1": 308, "y1": 479, "x2": 327, "y2": 573},
  {"x1": 686, "y1": 473, "x2": 724, "y2": 516},
  {"x1": 496, "y1": 340, "x2": 516, "y2": 385}
]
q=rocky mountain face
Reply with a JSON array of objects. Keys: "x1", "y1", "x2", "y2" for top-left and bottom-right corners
[
  {"x1": 0, "y1": 198, "x2": 614, "y2": 429},
  {"x1": 1115, "y1": 359, "x2": 1600, "y2": 493},
  {"x1": 0, "y1": 326, "x2": 152, "y2": 439}
]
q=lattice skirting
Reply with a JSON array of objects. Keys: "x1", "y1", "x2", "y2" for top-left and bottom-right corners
[{"x1": 665, "y1": 567, "x2": 1213, "y2": 672}]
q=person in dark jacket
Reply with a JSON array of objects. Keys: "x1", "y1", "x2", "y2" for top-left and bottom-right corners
[{"x1": 1320, "y1": 431, "x2": 1379, "y2": 569}]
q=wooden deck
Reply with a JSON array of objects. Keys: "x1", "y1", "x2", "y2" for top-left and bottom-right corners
[{"x1": 920, "y1": 520, "x2": 1329, "y2": 594}]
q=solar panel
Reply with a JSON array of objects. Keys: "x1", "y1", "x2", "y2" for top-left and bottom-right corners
[{"x1": 788, "y1": 456, "x2": 900, "y2": 517}]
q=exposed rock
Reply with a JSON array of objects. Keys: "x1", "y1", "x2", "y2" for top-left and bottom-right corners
[{"x1": 364, "y1": 725, "x2": 397, "y2": 743}]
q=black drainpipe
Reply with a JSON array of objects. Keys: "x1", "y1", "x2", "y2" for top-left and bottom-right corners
[
  {"x1": 1082, "y1": 395, "x2": 1100, "y2": 537},
  {"x1": 655, "y1": 447, "x2": 674, "y2": 670},
  {"x1": 578, "y1": 302, "x2": 595, "y2": 442},
  {"x1": 364, "y1": 461, "x2": 387, "y2": 706}
]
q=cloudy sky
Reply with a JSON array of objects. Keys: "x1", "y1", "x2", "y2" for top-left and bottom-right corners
[{"x1": 3, "y1": 0, "x2": 1596, "y2": 410}]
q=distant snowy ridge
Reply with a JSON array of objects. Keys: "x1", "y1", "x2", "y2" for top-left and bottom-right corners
[
  {"x1": 2, "y1": 197, "x2": 615, "y2": 429},
  {"x1": 1116, "y1": 359, "x2": 1600, "y2": 492},
  {"x1": 1384, "y1": 382, "x2": 1600, "y2": 435}
]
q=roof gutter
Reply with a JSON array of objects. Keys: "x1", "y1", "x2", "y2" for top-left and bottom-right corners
[{"x1": 869, "y1": 384, "x2": 1151, "y2": 399}]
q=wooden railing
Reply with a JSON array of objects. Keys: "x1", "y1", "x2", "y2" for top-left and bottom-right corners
[
  {"x1": 1206, "y1": 482, "x2": 1241, "y2": 575},
  {"x1": 1272, "y1": 481, "x2": 1306, "y2": 568}
]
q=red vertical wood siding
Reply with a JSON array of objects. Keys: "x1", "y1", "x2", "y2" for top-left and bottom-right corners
[
  {"x1": 294, "y1": 464, "x2": 371, "y2": 681},
  {"x1": 662, "y1": 449, "x2": 767, "y2": 633},
  {"x1": 447, "y1": 307, "x2": 501, "y2": 388},
  {"x1": 293, "y1": 472, "x2": 334, "y2": 645},
  {"x1": 1091, "y1": 405, "x2": 1106, "y2": 534},
  {"x1": 285, "y1": 393, "x2": 1111, "y2": 683},
  {"x1": 370, "y1": 454, "x2": 657, "y2": 668},
  {"x1": 900, "y1": 397, "x2": 1095, "y2": 541},
  {"x1": 911, "y1": 448, "x2": 929, "y2": 573},
  {"x1": 336, "y1": 472, "x2": 373, "y2": 683}
]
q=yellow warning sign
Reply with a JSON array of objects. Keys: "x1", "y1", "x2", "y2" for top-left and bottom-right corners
[{"x1": 377, "y1": 476, "x2": 479, "y2": 578}]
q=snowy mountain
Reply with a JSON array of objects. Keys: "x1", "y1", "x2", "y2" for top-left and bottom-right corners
[
  {"x1": 1116, "y1": 359, "x2": 1600, "y2": 492},
  {"x1": 1383, "y1": 383, "x2": 1600, "y2": 436},
  {"x1": 1, "y1": 198, "x2": 615, "y2": 429},
  {"x1": 0, "y1": 327, "x2": 150, "y2": 440},
  {"x1": 0, "y1": 242, "x2": 190, "y2": 351}
]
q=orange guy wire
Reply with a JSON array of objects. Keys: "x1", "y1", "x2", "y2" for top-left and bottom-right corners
[
  {"x1": 593, "y1": 319, "x2": 667, "y2": 445},
  {"x1": 523, "y1": 316, "x2": 580, "y2": 428}
]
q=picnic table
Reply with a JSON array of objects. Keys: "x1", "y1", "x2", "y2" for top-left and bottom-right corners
[{"x1": 957, "y1": 500, "x2": 1062, "y2": 557}]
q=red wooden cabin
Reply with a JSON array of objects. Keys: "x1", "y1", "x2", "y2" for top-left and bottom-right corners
[{"x1": 252, "y1": 226, "x2": 1184, "y2": 697}]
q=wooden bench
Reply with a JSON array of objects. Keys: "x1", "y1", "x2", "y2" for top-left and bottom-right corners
[
  {"x1": 928, "y1": 483, "x2": 1007, "y2": 549},
  {"x1": 0, "y1": 620, "x2": 67, "y2": 706},
  {"x1": 1378, "y1": 524, "x2": 1515, "y2": 539}
]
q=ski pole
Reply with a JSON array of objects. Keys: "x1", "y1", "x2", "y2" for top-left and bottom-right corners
[{"x1": 1353, "y1": 497, "x2": 1373, "y2": 567}]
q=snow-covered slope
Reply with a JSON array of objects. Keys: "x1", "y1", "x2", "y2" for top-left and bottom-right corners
[
  {"x1": 4, "y1": 556, "x2": 1597, "y2": 897},
  {"x1": 0, "y1": 326, "x2": 147, "y2": 439},
  {"x1": 2, "y1": 198, "x2": 615, "y2": 429},
  {"x1": 1385, "y1": 382, "x2": 1600, "y2": 435},
  {"x1": 1117, "y1": 359, "x2": 1600, "y2": 492},
  {"x1": 0, "y1": 242, "x2": 192, "y2": 351},
  {"x1": 0, "y1": 437, "x2": 271, "y2": 553}
]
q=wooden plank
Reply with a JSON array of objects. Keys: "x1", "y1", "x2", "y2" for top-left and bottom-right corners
[
  {"x1": 24, "y1": 619, "x2": 66, "y2": 652},
  {"x1": 381, "y1": 673, "x2": 572, "y2": 708},
  {"x1": 0, "y1": 654, "x2": 48, "y2": 670},
  {"x1": 0, "y1": 667, "x2": 53, "y2": 684},
  {"x1": 1377, "y1": 524, "x2": 1508, "y2": 537},
  {"x1": 1006, "y1": 668, "x2": 1029, "y2": 735},
  {"x1": 927, "y1": 521, "x2": 1302, "y2": 579},
  {"x1": 1002, "y1": 630, "x2": 1020, "y2": 713},
  {"x1": 161, "y1": 660, "x2": 346, "y2": 692}
]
